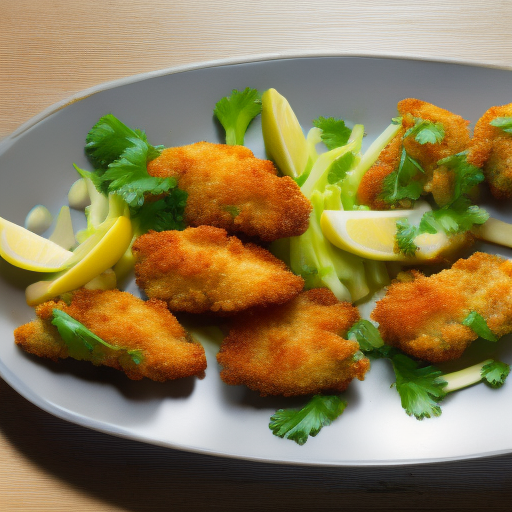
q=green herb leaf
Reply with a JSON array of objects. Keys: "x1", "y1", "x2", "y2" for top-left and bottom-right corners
[
  {"x1": 391, "y1": 354, "x2": 447, "y2": 419},
  {"x1": 404, "y1": 118, "x2": 445, "y2": 145},
  {"x1": 312, "y1": 117, "x2": 352, "y2": 150},
  {"x1": 347, "y1": 319, "x2": 385, "y2": 352},
  {"x1": 437, "y1": 151, "x2": 485, "y2": 199},
  {"x1": 214, "y1": 88, "x2": 262, "y2": 146},
  {"x1": 490, "y1": 116, "x2": 512, "y2": 134},
  {"x1": 481, "y1": 360, "x2": 511, "y2": 388},
  {"x1": 395, "y1": 219, "x2": 420, "y2": 256},
  {"x1": 269, "y1": 395, "x2": 347, "y2": 445},
  {"x1": 462, "y1": 311, "x2": 498, "y2": 342},
  {"x1": 381, "y1": 148, "x2": 424, "y2": 204},
  {"x1": 327, "y1": 152, "x2": 356, "y2": 184},
  {"x1": 51, "y1": 309, "x2": 144, "y2": 365},
  {"x1": 85, "y1": 114, "x2": 163, "y2": 171},
  {"x1": 133, "y1": 190, "x2": 188, "y2": 234}
]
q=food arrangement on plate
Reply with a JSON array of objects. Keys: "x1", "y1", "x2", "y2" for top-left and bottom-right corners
[{"x1": 3, "y1": 82, "x2": 512, "y2": 447}]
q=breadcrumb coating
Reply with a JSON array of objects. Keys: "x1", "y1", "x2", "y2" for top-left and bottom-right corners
[
  {"x1": 467, "y1": 103, "x2": 512, "y2": 199},
  {"x1": 357, "y1": 98, "x2": 471, "y2": 209},
  {"x1": 147, "y1": 141, "x2": 312, "y2": 242},
  {"x1": 372, "y1": 252, "x2": 512, "y2": 363},
  {"x1": 14, "y1": 289, "x2": 206, "y2": 381},
  {"x1": 132, "y1": 226, "x2": 304, "y2": 314},
  {"x1": 217, "y1": 288, "x2": 369, "y2": 396}
]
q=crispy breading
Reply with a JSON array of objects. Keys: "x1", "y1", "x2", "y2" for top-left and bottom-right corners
[
  {"x1": 372, "y1": 252, "x2": 512, "y2": 363},
  {"x1": 147, "y1": 141, "x2": 312, "y2": 242},
  {"x1": 216, "y1": 288, "x2": 369, "y2": 396},
  {"x1": 357, "y1": 99, "x2": 471, "y2": 209},
  {"x1": 467, "y1": 103, "x2": 512, "y2": 199},
  {"x1": 14, "y1": 289, "x2": 206, "y2": 381},
  {"x1": 132, "y1": 226, "x2": 304, "y2": 314}
]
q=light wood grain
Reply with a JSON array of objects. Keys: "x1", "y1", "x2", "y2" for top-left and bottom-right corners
[{"x1": 2, "y1": 1, "x2": 512, "y2": 510}]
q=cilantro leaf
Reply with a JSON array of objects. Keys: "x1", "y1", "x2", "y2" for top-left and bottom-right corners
[
  {"x1": 391, "y1": 354, "x2": 447, "y2": 419},
  {"x1": 99, "y1": 138, "x2": 176, "y2": 208},
  {"x1": 269, "y1": 395, "x2": 347, "y2": 445},
  {"x1": 462, "y1": 311, "x2": 498, "y2": 342},
  {"x1": 404, "y1": 118, "x2": 445, "y2": 145},
  {"x1": 327, "y1": 152, "x2": 356, "y2": 184},
  {"x1": 85, "y1": 114, "x2": 163, "y2": 171},
  {"x1": 347, "y1": 319, "x2": 385, "y2": 352},
  {"x1": 481, "y1": 360, "x2": 510, "y2": 388},
  {"x1": 214, "y1": 88, "x2": 262, "y2": 146},
  {"x1": 312, "y1": 117, "x2": 352, "y2": 150},
  {"x1": 381, "y1": 148, "x2": 424, "y2": 204},
  {"x1": 395, "y1": 219, "x2": 420, "y2": 256},
  {"x1": 437, "y1": 151, "x2": 485, "y2": 199},
  {"x1": 490, "y1": 116, "x2": 512, "y2": 134},
  {"x1": 51, "y1": 309, "x2": 144, "y2": 365},
  {"x1": 132, "y1": 190, "x2": 188, "y2": 234}
]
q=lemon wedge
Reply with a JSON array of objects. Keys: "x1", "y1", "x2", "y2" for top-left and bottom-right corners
[
  {"x1": 261, "y1": 88, "x2": 310, "y2": 178},
  {"x1": 26, "y1": 215, "x2": 132, "y2": 306},
  {"x1": 320, "y1": 206, "x2": 460, "y2": 262},
  {"x1": 0, "y1": 217, "x2": 74, "y2": 272}
]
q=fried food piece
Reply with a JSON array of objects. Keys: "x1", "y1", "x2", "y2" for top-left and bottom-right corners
[
  {"x1": 133, "y1": 226, "x2": 304, "y2": 314},
  {"x1": 217, "y1": 288, "x2": 369, "y2": 396},
  {"x1": 467, "y1": 103, "x2": 512, "y2": 199},
  {"x1": 357, "y1": 99, "x2": 471, "y2": 209},
  {"x1": 14, "y1": 289, "x2": 206, "y2": 381},
  {"x1": 147, "y1": 141, "x2": 312, "y2": 242},
  {"x1": 372, "y1": 252, "x2": 512, "y2": 363}
]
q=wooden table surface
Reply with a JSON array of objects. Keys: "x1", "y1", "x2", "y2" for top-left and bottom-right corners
[{"x1": 2, "y1": 1, "x2": 512, "y2": 510}]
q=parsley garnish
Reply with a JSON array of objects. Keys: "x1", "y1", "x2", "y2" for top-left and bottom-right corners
[
  {"x1": 462, "y1": 311, "x2": 498, "y2": 342},
  {"x1": 481, "y1": 361, "x2": 510, "y2": 388},
  {"x1": 213, "y1": 88, "x2": 262, "y2": 146},
  {"x1": 312, "y1": 116, "x2": 352, "y2": 150},
  {"x1": 490, "y1": 116, "x2": 512, "y2": 134},
  {"x1": 51, "y1": 309, "x2": 144, "y2": 365},
  {"x1": 269, "y1": 395, "x2": 347, "y2": 445},
  {"x1": 85, "y1": 114, "x2": 163, "y2": 171},
  {"x1": 381, "y1": 148, "x2": 424, "y2": 204},
  {"x1": 327, "y1": 152, "x2": 356, "y2": 184},
  {"x1": 437, "y1": 151, "x2": 485, "y2": 198},
  {"x1": 404, "y1": 118, "x2": 445, "y2": 145}
]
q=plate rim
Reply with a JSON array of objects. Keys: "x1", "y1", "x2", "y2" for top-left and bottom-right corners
[{"x1": 2, "y1": 52, "x2": 512, "y2": 467}]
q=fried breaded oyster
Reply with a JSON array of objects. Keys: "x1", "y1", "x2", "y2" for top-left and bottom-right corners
[
  {"x1": 147, "y1": 141, "x2": 312, "y2": 242},
  {"x1": 372, "y1": 252, "x2": 512, "y2": 363},
  {"x1": 14, "y1": 288, "x2": 206, "y2": 381},
  {"x1": 132, "y1": 226, "x2": 304, "y2": 314},
  {"x1": 217, "y1": 288, "x2": 370, "y2": 396},
  {"x1": 467, "y1": 103, "x2": 512, "y2": 199},
  {"x1": 357, "y1": 98, "x2": 471, "y2": 209}
]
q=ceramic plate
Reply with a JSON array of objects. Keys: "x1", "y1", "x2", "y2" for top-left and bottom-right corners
[{"x1": 1, "y1": 55, "x2": 512, "y2": 466}]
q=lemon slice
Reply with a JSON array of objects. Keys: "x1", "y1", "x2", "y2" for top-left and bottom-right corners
[
  {"x1": 320, "y1": 206, "x2": 458, "y2": 262},
  {"x1": 26, "y1": 215, "x2": 132, "y2": 306},
  {"x1": 0, "y1": 217, "x2": 73, "y2": 272},
  {"x1": 261, "y1": 88, "x2": 309, "y2": 178}
]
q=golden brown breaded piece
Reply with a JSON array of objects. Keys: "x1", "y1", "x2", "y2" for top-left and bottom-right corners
[
  {"x1": 372, "y1": 252, "x2": 512, "y2": 363},
  {"x1": 132, "y1": 226, "x2": 304, "y2": 314},
  {"x1": 147, "y1": 141, "x2": 312, "y2": 241},
  {"x1": 357, "y1": 99, "x2": 471, "y2": 209},
  {"x1": 467, "y1": 103, "x2": 512, "y2": 199},
  {"x1": 14, "y1": 289, "x2": 207, "y2": 381},
  {"x1": 217, "y1": 288, "x2": 369, "y2": 396}
]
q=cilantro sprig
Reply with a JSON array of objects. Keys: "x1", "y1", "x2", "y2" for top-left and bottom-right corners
[
  {"x1": 404, "y1": 118, "x2": 445, "y2": 145},
  {"x1": 214, "y1": 88, "x2": 262, "y2": 146},
  {"x1": 51, "y1": 309, "x2": 144, "y2": 365},
  {"x1": 481, "y1": 360, "x2": 510, "y2": 388},
  {"x1": 462, "y1": 311, "x2": 498, "y2": 342},
  {"x1": 381, "y1": 148, "x2": 424, "y2": 205},
  {"x1": 312, "y1": 116, "x2": 352, "y2": 150},
  {"x1": 81, "y1": 114, "x2": 187, "y2": 234},
  {"x1": 269, "y1": 395, "x2": 347, "y2": 445},
  {"x1": 490, "y1": 116, "x2": 512, "y2": 134}
]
